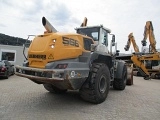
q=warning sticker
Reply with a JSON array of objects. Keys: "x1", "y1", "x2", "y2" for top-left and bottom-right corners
[{"x1": 48, "y1": 54, "x2": 54, "y2": 59}]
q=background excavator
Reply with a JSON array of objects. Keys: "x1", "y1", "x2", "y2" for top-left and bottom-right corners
[
  {"x1": 124, "y1": 33, "x2": 142, "y2": 76},
  {"x1": 129, "y1": 21, "x2": 160, "y2": 80}
]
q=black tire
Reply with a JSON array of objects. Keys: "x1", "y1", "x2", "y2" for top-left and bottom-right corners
[
  {"x1": 113, "y1": 65, "x2": 127, "y2": 90},
  {"x1": 4, "y1": 71, "x2": 9, "y2": 79},
  {"x1": 126, "y1": 67, "x2": 133, "y2": 85},
  {"x1": 43, "y1": 84, "x2": 67, "y2": 94},
  {"x1": 12, "y1": 69, "x2": 15, "y2": 75},
  {"x1": 80, "y1": 63, "x2": 110, "y2": 104},
  {"x1": 137, "y1": 72, "x2": 142, "y2": 76}
]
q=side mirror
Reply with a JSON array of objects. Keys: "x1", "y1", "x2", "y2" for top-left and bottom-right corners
[
  {"x1": 112, "y1": 35, "x2": 115, "y2": 42},
  {"x1": 116, "y1": 50, "x2": 120, "y2": 56},
  {"x1": 111, "y1": 34, "x2": 115, "y2": 46},
  {"x1": 24, "y1": 42, "x2": 31, "y2": 48}
]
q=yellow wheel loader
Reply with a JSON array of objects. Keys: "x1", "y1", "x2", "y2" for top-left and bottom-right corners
[{"x1": 15, "y1": 17, "x2": 129, "y2": 104}]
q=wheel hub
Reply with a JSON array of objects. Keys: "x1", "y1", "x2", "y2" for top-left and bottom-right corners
[{"x1": 99, "y1": 75, "x2": 107, "y2": 93}]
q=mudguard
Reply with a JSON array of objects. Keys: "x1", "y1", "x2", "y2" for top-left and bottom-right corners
[{"x1": 89, "y1": 52, "x2": 112, "y2": 69}]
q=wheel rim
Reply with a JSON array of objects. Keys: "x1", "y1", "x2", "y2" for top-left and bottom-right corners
[{"x1": 99, "y1": 75, "x2": 107, "y2": 93}]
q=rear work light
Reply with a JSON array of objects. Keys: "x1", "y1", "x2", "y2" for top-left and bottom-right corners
[
  {"x1": 55, "y1": 64, "x2": 68, "y2": 69},
  {"x1": 50, "y1": 39, "x2": 56, "y2": 49}
]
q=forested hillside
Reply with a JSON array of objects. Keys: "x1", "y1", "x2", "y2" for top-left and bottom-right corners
[{"x1": 0, "y1": 33, "x2": 31, "y2": 46}]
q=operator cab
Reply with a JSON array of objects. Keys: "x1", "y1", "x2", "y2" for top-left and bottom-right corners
[{"x1": 76, "y1": 25, "x2": 111, "y2": 47}]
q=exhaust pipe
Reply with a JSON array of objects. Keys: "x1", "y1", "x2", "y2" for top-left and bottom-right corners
[{"x1": 42, "y1": 17, "x2": 57, "y2": 33}]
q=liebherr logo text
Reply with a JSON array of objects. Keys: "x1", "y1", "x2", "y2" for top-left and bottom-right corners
[
  {"x1": 29, "y1": 54, "x2": 46, "y2": 60},
  {"x1": 62, "y1": 37, "x2": 79, "y2": 47}
]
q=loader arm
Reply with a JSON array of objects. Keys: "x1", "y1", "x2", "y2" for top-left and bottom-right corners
[
  {"x1": 80, "y1": 17, "x2": 88, "y2": 27},
  {"x1": 124, "y1": 33, "x2": 139, "y2": 52},
  {"x1": 141, "y1": 21, "x2": 157, "y2": 53}
]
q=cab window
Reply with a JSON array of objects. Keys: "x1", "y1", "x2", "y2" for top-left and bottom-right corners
[
  {"x1": 100, "y1": 29, "x2": 108, "y2": 46},
  {"x1": 83, "y1": 38, "x2": 94, "y2": 51},
  {"x1": 77, "y1": 27, "x2": 100, "y2": 41}
]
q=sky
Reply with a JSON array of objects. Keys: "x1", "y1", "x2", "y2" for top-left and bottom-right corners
[{"x1": 0, "y1": 0, "x2": 160, "y2": 53}]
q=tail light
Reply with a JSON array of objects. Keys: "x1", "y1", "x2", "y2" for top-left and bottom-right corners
[
  {"x1": 1, "y1": 67, "x2": 6, "y2": 72},
  {"x1": 55, "y1": 64, "x2": 68, "y2": 69}
]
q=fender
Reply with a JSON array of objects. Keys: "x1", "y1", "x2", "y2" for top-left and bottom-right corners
[{"x1": 89, "y1": 51, "x2": 112, "y2": 69}]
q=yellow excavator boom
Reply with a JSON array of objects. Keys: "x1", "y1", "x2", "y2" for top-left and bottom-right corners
[
  {"x1": 124, "y1": 33, "x2": 139, "y2": 52},
  {"x1": 141, "y1": 21, "x2": 157, "y2": 53}
]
